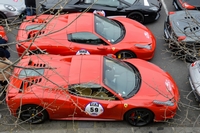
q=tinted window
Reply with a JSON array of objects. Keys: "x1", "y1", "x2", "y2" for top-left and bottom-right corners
[
  {"x1": 94, "y1": 15, "x2": 124, "y2": 43},
  {"x1": 68, "y1": 32, "x2": 104, "y2": 45},
  {"x1": 83, "y1": 0, "x2": 133, "y2": 7}
]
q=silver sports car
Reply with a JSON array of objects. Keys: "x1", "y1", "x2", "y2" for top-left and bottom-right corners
[
  {"x1": 189, "y1": 61, "x2": 200, "y2": 102},
  {"x1": 0, "y1": 0, "x2": 25, "y2": 22}
]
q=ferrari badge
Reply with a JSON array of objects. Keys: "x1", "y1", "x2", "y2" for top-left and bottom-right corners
[
  {"x1": 124, "y1": 103, "x2": 128, "y2": 108},
  {"x1": 112, "y1": 47, "x2": 115, "y2": 51}
]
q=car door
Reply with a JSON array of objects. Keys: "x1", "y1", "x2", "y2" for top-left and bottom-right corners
[
  {"x1": 67, "y1": 84, "x2": 123, "y2": 120},
  {"x1": 68, "y1": 32, "x2": 112, "y2": 55}
]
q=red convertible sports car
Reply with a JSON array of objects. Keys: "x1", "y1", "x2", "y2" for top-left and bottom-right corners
[
  {"x1": 16, "y1": 13, "x2": 156, "y2": 60},
  {"x1": 6, "y1": 54, "x2": 179, "y2": 126}
]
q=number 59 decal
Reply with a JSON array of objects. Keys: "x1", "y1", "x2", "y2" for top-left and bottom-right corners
[{"x1": 85, "y1": 102, "x2": 104, "y2": 116}]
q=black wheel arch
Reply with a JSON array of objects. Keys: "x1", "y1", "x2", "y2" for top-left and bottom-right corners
[
  {"x1": 123, "y1": 107, "x2": 155, "y2": 121},
  {"x1": 0, "y1": 11, "x2": 7, "y2": 19},
  {"x1": 115, "y1": 50, "x2": 137, "y2": 58},
  {"x1": 17, "y1": 104, "x2": 49, "y2": 120}
]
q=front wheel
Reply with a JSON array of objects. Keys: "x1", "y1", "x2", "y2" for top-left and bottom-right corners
[
  {"x1": 116, "y1": 50, "x2": 136, "y2": 59},
  {"x1": 18, "y1": 104, "x2": 49, "y2": 124},
  {"x1": 127, "y1": 12, "x2": 144, "y2": 24},
  {"x1": 125, "y1": 108, "x2": 154, "y2": 126}
]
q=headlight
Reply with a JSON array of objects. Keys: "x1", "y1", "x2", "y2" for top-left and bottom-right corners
[
  {"x1": 134, "y1": 44, "x2": 152, "y2": 50},
  {"x1": 4, "y1": 4, "x2": 16, "y2": 11},
  {"x1": 153, "y1": 100, "x2": 174, "y2": 106},
  {"x1": 149, "y1": 6, "x2": 158, "y2": 11}
]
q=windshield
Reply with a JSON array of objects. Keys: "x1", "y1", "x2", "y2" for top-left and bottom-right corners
[
  {"x1": 19, "y1": 68, "x2": 44, "y2": 78},
  {"x1": 103, "y1": 56, "x2": 140, "y2": 98},
  {"x1": 94, "y1": 15, "x2": 124, "y2": 43}
]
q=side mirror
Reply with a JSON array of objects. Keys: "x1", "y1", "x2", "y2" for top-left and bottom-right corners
[{"x1": 117, "y1": 5, "x2": 124, "y2": 10}]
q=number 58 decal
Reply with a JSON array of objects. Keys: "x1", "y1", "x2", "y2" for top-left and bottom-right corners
[{"x1": 85, "y1": 102, "x2": 104, "y2": 116}]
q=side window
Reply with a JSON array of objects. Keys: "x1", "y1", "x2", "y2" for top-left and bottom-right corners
[
  {"x1": 68, "y1": 32, "x2": 104, "y2": 45},
  {"x1": 68, "y1": 83, "x2": 118, "y2": 100}
]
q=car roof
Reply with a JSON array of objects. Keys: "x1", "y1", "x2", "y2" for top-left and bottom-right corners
[
  {"x1": 68, "y1": 55, "x2": 102, "y2": 85},
  {"x1": 65, "y1": 13, "x2": 94, "y2": 33}
]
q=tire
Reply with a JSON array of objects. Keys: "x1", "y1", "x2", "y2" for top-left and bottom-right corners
[
  {"x1": 116, "y1": 50, "x2": 136, "y2": 59},
  {"x1": 18, "y1": 104, "x2": 49, "y2": 124},
  {"x1": 127, "y1": 12, "x2": 144, "y2": 24},
  {"x1": 125, "y1": 108, "x2": 154, "y2": 126}
]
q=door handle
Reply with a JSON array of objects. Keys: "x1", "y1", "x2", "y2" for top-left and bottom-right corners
[{"x1": 97, "y1": 46, "x2": 107, "y2": 50}]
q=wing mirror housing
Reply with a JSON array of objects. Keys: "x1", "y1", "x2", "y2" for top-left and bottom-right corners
[{"x1": 117, "y1": 5, "x2": 124, "y2": 10}]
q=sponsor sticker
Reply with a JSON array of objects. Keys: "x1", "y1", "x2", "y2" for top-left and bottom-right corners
[
  {"x1": 85, "y1": 102, "x2": 104, "y2": 116},
  {"x1": 76, "y1": 49, "x2": 90, "y2": 55}
]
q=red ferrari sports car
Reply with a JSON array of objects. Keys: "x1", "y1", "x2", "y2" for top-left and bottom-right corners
[
  {"x1": 6, "y1": 54, "x2": 179, "y2": 126},
  {"x1": 16, "y1": 13, "x2": 156, "y2": 60}
]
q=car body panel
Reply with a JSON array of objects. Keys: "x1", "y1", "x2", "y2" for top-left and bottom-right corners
[
  {"x1": 16, "y1": 13, "x2": 156, "y2": 60},
  {"x1": 7, "y1": 54, "x2": 179, "y2": 123}
]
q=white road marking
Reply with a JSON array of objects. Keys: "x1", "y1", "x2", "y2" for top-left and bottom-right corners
[
  {"x1": 144, "y1": 0, "x2": 150, "y2": 6},
  {"x1": 161, "y1": 0, "x2": 168, "y2": 15}
]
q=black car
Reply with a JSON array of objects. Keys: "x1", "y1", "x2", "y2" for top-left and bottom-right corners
[
  {"x1": 164, "y1": 10, "x2": 200, "y2": 62},
  {"x1": 40, "y1": 0, "x2": 162, "y2": 24},
  {"x1": 173, "y1": 0, "x2": 200, "y2": 10}
]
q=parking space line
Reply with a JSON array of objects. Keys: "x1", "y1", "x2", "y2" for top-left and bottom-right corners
[{"x1": 161, "y1": 0, "x2": 168, "y2": 15}]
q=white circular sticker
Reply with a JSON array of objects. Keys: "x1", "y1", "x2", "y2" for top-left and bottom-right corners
[
  {"x1": 76, "y1": 49, "x2": 90, "y2": 55},
  {"x1": 85, "y1": 102, "x2": 104, "y2": 116}
]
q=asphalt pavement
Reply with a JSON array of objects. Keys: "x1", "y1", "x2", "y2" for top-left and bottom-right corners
[{"x1": 1, "y1": 0, "x2": 200, "y2": 133}]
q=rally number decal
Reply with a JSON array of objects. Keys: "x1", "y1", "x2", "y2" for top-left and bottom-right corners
[
  {"x1": 85, "y1": 102, "x2": 104, "y2": 116},
  {"x1": 76, "y1": 49, "x2": 90, "y2": 55}
]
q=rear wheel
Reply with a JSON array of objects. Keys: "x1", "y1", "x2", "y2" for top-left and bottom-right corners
[
  {"x1": 18, "y1": 104, "x2": 48, "y2": 124},
  {"x1": 125, "y1": 108, "x2": 154, "y2": 126},
  {"x1": 127, "y1": 12, "x2": 144, "y2": 24},
  {"x1": 116, "y1": 50, "x2": 136, "y2": 59}
]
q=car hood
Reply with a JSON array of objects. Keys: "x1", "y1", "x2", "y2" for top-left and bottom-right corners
[
  {"x1": 113, "y1": 17, "x2": 154, "y2": 45},
  {"x1": 126, "y1": 59, "x2": 176, "y2": 102},
  {"x1": 170, "y1": 10, "x2": 200, "y2": 41}
]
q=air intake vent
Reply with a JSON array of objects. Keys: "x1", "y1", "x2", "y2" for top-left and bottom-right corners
[
  {"x1": 190, "y1": 26, "x2": 200, "y2": 32},
  {"x1": 33, "y1": 63, "x2": 46, "y2": 67},
  {"x1": 32, "y1": 18, "x2": 47, "y2": 23},
  {"x1": 19, "y1": 78, "x2": 43, "y2": 93},
  {"x1": 184, "y1": 16, "x2": 194, "y2": 19},
  {"x1": 28, "y1": 30, "x2": 45, "y2": 39}
]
